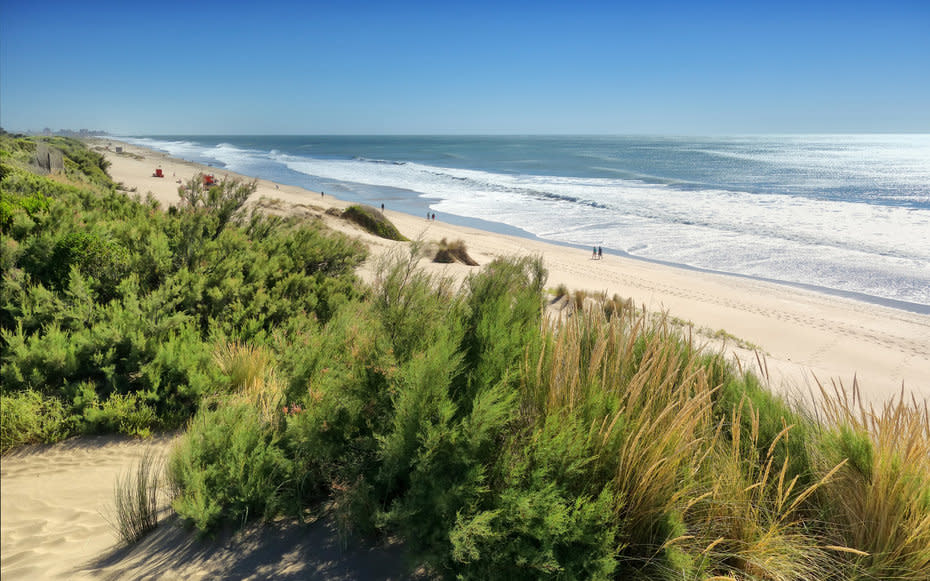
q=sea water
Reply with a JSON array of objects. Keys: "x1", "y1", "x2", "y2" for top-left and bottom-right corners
[{"x1": 118, "y1": 135, "x2": 930, "y2": 312}]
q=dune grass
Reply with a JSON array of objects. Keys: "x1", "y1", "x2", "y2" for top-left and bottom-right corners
[
  {"x1": 341, "y1": 204, "x2": 408, "y2": 240},
  {"x1": 163, "y1": 257, "x2": 929, "y2": 579},
  {"x1": 814, "y1": 380, "x2": 930, "y2": 579},
  {"x1": 110, "y1": 448, "x2": 162, "y2": 545},
  {"x1": 433, "y1": 237, "x2": 479, "y2": 266}
]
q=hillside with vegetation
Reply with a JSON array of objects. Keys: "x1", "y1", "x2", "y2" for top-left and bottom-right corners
[{"x1": 1, "y1": 135, "x2": 927, "y2": 580}]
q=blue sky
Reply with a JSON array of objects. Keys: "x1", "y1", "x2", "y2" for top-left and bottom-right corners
[{"x1": 2, "y1": 1, "x2": 928, "y2": 135}]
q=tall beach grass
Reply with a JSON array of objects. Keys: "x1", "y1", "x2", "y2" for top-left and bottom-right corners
[{"x1": 109, "y1": 448, "x2": 162, "y2": 545}]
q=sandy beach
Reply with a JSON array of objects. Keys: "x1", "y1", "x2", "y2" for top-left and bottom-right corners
[
  {"x1": 99, "y1": 139, "x2": 929, "y2": 406},
  {"x1": 2, "y1": 139, "x2": 927, "y2": 580}
]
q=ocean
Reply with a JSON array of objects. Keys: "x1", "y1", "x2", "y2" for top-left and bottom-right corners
[{"x1": 118, "y1": 135, "x2": 930, "y2": 312}]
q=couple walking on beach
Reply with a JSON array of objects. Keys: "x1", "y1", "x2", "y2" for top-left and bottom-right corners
[{"x1": 592, "y1": 246, "x2": 603, "y2": 260}]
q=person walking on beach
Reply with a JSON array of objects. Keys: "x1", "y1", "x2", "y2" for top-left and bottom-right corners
[
  {"x1": 593, "y1": 246, "x2": 597, "y2": 259},
  {"x1": 598, "y1": 246, "x2": 603, "y2": 260}
]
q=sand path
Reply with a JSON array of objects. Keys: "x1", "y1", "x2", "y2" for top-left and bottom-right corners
[
  {"x1": 1, "y1": 436, "x2": 416, "y2": 580},
  {"x1": 1, "y1": 436, "x2": 168, "y2": 579}
]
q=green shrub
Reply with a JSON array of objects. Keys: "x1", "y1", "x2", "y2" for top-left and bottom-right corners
[
  {"x1": 169, "y1": 403, "x2": 293, "y2": 534},
  {"x1": 0, "y1": 390, "x2": 73, "y2": 452},
  {"x1": 449, "y1": 485, "x2": 618, "y2": 580},
  {"x1": 342, "y1": 204, "x2": 408, "y2": 241},
  {"x1": 445, "y1": 415, "x2": 621, "y2": 579},
  {"x1": 458, "y1": 256, "x2": 546, "y2": 403},
  {"x1": 83, "y1": 392, "x2": 157, "y2": 438},
  {"x1": 374, "y1": 329, "x2": 464, "y2": 506},
  {"x1": 381, "y1": 380, "x2": 518, "y2": 570},
  {"x1": 0, "y1": 189, "x2": 49, "y2": 235},
  {"x1": 47, "y1": 230, "x2": 131, "y2": 299},
  {"x1": 371, "y1": 245, "x2": 463, "y2": 362},
  {"x1": 283, "y1": 301, "x2": 395, "y2": 502},
  {"x1": 39, "y1": 136, "x2": 113, "y2": 187},
  {"x1": 1, "y1": 138, "x2": 369, "y2": 442}
]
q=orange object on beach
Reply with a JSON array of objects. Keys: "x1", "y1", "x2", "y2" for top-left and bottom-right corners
[
  {"x1": 203, "y1": 174, "x2": 216, "y2": 187},
  {"x1": 153, "y1": 168, "x2": 164, "y2": 177}
]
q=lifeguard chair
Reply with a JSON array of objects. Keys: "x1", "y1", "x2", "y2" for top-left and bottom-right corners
[{"x1": 153, "y1": 168, "x2": 164, "y2": 178}]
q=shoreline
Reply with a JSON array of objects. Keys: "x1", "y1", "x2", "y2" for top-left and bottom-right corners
[
  {"x1": 95, "y1": 138, "x2": 929, "y2": 407},
  {"x1": 114, "y1": 136, "x2": 930, "y2": 317}
]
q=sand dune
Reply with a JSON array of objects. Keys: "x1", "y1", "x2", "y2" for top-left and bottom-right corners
[
  {"x1": 1, "y1": 436, "x2": 418, "y2": 580},
  {"x1": 2, "y1": 138, "x2": 926, "y2": 579},
  {"x1": 1, "y1": 436, "x2": 170, "y2": 579}
]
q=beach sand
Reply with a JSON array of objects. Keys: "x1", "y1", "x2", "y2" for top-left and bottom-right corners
[
  {"x1": 98, "y1": 139, "x2": 929, "y2": 406},
  {"x1": 0, "y1": 436, "x2": 416, "y2": 580},
  {"x1": 2, "y1": 138, "x2": 927, "y2": 579}
]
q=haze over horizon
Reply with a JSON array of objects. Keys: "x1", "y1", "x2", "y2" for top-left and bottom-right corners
[{"x1": 2, "y1": 1, "x2": 929, "y2": 135}]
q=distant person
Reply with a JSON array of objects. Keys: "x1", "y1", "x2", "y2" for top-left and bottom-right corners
[
  {"x1": 432, "y1": 213, "x2": 436, "y2": 221},
  {"x1": 598, "y1": 246, "x2": 603, "y2": 259},
  {"x1": 593, "y1": 246, "x2": 597, "y2": 259},
  {"x1": 381, "y1": 203, "x2": 385, "y2": 213}
]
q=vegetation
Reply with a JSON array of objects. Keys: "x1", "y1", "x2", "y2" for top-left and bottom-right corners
[
  {"x1": 109, "y1": 448, "x2": 162, "y2": 544},
  {"x1": 2, "y1": 136, "x2": 928, "y2": 579},
  {"x1": 341, "y1": 204, "x2": 408, "y2": 241},
  {"x1": 433, "y1": 237, "x2": 479, "y2": 266},
  {"x1": 1, "y1": 134, "x2": 366, "y2": 450}
]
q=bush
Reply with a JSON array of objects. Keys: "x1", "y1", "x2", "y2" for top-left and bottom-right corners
[
  {"x1": 447, "y1": 415, "x2": 621, "y2": 579},
  {"x1": 0, "y1": 137, "x2": 368, "y2": 444},
  {"x1": 341, "y1": 205, "x2": 408, "y2": 241},
  {"x1": 0, "y1": 390, "x2": 73, "y2": 453},
  {"x1": 168, "y1": 403, "x2": 293, "y2": 534},
  {"x1": 47, "y1": 230, "x2": 131, "y2": 298},
  {"x1": 83, "y1": 393, "x2": 158, "y2": 438},
  {"x1": 40, "y1": 136, "x2": 113, "y2": 187},
  {"x1": 458, "y1": 256, "x2": 546, "y2": 402}
]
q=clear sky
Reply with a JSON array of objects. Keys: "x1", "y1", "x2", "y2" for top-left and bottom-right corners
[{"x1": 2, "y1": 0, "x2": 928, "y2": 135}]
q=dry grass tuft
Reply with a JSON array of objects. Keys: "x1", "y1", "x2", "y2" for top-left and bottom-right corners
[
  {"x1": 108, "y1": 448, "x2": 162, "y2": 545},
  {"x1": 433, "y1": 237, "x2": 479, "y2": 266},
  {"x1": 214, "y1": 342, "x2": 285, "y2": 423},
  {"x1": 814, "y1": 379, "x2": 930, "y2": 579}
]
